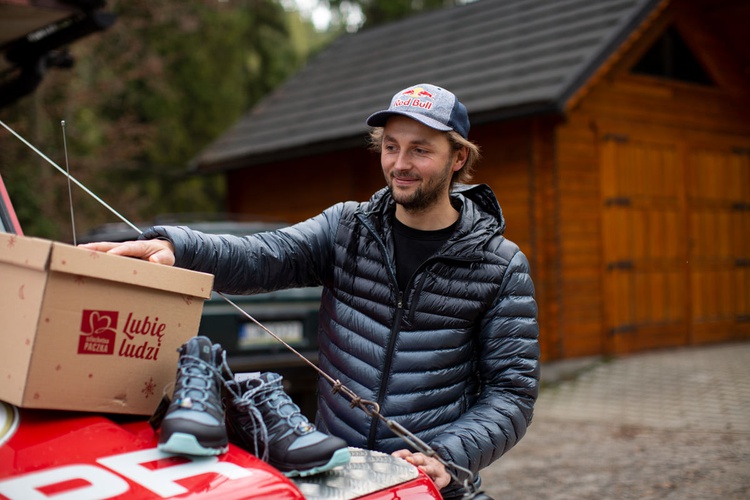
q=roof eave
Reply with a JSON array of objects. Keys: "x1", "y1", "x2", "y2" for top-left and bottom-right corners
[
  {"x1": 189, "y1": 134, "x2": 370, "y2": 174},
  {"x1": 191, "y1": 102, "x2": 567, "y2": 174},
  {"x1": 470, "y1": 101, "x2": 566, "y2": 128}
]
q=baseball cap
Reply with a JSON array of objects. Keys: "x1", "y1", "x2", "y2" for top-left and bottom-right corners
[{"x1": 366, "y1": 83, "x2": 470, "y2": 139}]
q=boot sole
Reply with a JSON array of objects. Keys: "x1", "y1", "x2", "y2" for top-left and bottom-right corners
[
  {"x1": 281, "y1": 447, "x2": 352, "y2": 477},
  {"x1": 158, "y1": 432, "x2": 229, "y2": 456}
]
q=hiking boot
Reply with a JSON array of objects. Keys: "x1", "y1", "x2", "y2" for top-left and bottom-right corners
[
  {"x1": 225, "y1": 372, "x2": 351, "y2": 477},
  {"x1": 158, "y1": 336, "x2": 229, "y2": 456}
]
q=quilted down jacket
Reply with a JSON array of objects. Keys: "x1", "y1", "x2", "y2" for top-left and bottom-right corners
[{"x1": 141, "y1": 183, "x2": 539, "y2": 491}]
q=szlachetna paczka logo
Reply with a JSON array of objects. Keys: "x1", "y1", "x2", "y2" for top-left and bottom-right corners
[{"x1": 78, "y1": 310, "x2": 118, "y2": 355}]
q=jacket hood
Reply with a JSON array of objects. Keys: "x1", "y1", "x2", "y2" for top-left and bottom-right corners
[{"x1": 451, "y1": 183, "x2": 506, "y2": 234}]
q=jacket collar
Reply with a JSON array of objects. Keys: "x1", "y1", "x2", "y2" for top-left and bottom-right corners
[{"x1": 363, "y1": 184, "x2": 505, "y2": 258}]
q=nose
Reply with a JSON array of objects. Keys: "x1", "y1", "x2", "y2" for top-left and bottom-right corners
[{"x1": 392, "y1": 151, "x2": 411, "y2": 172}]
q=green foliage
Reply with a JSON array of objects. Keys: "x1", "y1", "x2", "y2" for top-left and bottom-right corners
[
  {"x1": 326, "y1": 0, "x2": 467, "y2": 29},
  {"x1": 0, "y1": 0, "x2": 460, "y2": 242},
  {"x1": 0, "y1": 0, "x2": 325, "y2": 242}
]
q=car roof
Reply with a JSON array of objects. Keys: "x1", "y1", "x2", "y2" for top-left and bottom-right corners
[{"x1": 78, "y1": 219, "x2": 288, "y2": 243}]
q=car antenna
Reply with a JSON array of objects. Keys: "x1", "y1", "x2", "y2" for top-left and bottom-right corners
[
  {"x1": 61, "y1": 120, "x2": 77, "y2": 245},
  {"x1": 0, "y1": 119, "x2": 140, "y2": 234}
]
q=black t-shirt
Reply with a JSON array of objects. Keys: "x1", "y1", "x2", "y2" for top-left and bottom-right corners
[{"x1": 392, "y1": 216, "x2": 458, "y2": 291}]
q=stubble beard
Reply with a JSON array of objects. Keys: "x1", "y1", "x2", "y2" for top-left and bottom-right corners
[{"x1": 388, "y1": 159, "x2": 454, "y2": 213}]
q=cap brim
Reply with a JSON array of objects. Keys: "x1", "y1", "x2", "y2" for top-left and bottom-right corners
[{"x1": 366, "y1": 110, "x2": 453, "y2": 132}]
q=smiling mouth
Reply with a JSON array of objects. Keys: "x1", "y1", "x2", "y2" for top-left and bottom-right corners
[
  {"x1": 392, "y1": 174, "x2": 419, "y2": 185},
  {"x1": 392, "y1": 179, "x2": 418, "y2": 191}
]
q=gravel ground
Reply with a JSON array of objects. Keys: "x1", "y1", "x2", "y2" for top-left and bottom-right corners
[
  {"x1": 476, "y1": 343, "x2": 750, "y2": 499},
  {"x1": 480, "y1": 416, "x2": 750, "y2": 499}
]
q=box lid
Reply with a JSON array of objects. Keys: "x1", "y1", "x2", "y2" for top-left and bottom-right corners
[
  {"x1": 49, "y1": 242, "x2": 214, "y2": 299},
  {"x1": 0, "y1": 233, "x2": 51, "y2": 271}
]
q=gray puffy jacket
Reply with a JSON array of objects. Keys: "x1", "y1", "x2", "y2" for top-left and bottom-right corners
[{"x1": 142, "y1": 183, "x2": 539, "y2": 488}]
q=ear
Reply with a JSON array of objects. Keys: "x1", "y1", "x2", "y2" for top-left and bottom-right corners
[{"x1": 452, "y1": 146, "x2": 468, "y2": 172}]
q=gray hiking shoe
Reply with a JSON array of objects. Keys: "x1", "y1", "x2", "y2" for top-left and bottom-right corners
[
  {"x1": 158, "y1": 336, "x2": 229, "y2": 456},
  {"x1": 225, "y1": 372, "x2": 351, "y2": 477}
]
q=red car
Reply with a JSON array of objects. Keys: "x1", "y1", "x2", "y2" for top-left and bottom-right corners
[
  {"x1": 0, "y1": 401, "x2": 439, "y2": 499},
  {"x1": 0, "y1": 172, "x2": 441, "y2": 499}
]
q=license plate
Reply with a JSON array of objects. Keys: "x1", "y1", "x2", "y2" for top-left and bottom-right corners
[{"x1": 238, "y1": 320, "x2": 304, "y2": 349}]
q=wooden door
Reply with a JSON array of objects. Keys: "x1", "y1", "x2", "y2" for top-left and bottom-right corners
[
  {"x1": 600, "y1": 134, "x2": 689, "y2": 354},
  {"x1": 686, "y1": 147, "x2": 750, "y2": 343}
]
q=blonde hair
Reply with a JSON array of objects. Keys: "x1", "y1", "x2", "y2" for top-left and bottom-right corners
[{"x1": 368, "y1": 128, "x2": 481, "y2": 185}]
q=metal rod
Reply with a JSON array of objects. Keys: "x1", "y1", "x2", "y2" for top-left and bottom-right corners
[
  {"x1": 61, "y1": 120, "x2": 78, "y2": 245},
  {"x1": 0, "y1": 119, "x2": 141, "y2": 234}
]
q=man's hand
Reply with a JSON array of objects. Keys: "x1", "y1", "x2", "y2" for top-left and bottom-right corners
[
  {"x1": 392, "y1": 449, "x2": 451, "y2": 488},
  {"x1": 78, "y1": 240, "x2": 176, "y2": 266}
]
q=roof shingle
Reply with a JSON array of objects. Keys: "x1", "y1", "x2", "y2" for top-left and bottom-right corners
[{"x1": 193, "y1": 0, "x2": 661, "y2": 171}]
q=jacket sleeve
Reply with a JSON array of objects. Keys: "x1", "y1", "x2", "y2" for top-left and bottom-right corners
[
  {"x1": 429, "y1": 248, "x2": 540, "y2": 483},
  {"x1": 139, "y1": 205, "x2": 345, "y2": 294}
]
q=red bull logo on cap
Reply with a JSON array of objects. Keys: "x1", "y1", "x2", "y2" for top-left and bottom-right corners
[
  {"x1": 393, "y1": 87, "x2": 434, "y2": 111},
  {"x1": 401, "y1": 87, "x2": 434, "y2": 99}
]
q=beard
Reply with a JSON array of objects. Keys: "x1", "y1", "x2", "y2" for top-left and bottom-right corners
[{"x1": 387, "y1": 158, "x2": 454, "y2": 212}]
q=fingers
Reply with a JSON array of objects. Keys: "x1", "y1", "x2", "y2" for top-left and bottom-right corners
[
  {"x1": 391, "y1": 449, "x2": 412, "y2": 459},
  {"x1": 78, "y1": 242, "x2": 122, "y2": 252},
  {"x1": 391, "y1": 451, "x2": 451, "y2": 489},
  {"x1": 78, "y1": 240, "x2": 175, "y2": 266},
  {"x1": 144, "y1": 246, "x2": 176, "y2": 266}
]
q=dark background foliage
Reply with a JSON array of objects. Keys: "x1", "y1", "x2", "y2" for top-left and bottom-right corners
[{"x1": 0, "y1": 0, "x2": 466, "y2": 242}]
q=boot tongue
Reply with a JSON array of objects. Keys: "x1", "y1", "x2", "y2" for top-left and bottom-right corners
[
  {"x1": 188, "y1": 336, "x2": 215, "y2": 363},
  {"x1": 180, "y1": 337, "x2": 215, "y2": 403}
]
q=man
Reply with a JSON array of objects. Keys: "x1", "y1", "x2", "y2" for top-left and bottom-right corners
[{"x1": 82, "y1": 83, "x2": 540, "y2": 497}]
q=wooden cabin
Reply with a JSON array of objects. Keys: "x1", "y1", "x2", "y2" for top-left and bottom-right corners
[{"x1": 191, "y1": 0, "x2": 750, "y2": 361}]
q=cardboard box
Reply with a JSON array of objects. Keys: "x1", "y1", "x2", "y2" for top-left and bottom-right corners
[{"x1": 0, "y1": 232, "x2": 214, "y2": 415}]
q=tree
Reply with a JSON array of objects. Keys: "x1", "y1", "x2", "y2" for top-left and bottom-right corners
[
  {"x1": 0, "y1": 0, "x2": 325, "y2": 242},
  {"x1": 325, "y1": 0, "x2": 469, "y2": 30}
]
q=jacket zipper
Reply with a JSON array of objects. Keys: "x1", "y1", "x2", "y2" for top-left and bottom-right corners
[
  {"x1": 356, "y1": 212, "x2": 404, "y2": 448},
  {"x1": 355, "y1": 211, "x2": 482, "y2": 448},
  {"x1": 367, "y1": 290, "x2": 405, "y2": 448}
]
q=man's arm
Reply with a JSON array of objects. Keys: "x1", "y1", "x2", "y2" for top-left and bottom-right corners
[{"x1": 137, "y1": 205, "x2": 346, "y2": 294}]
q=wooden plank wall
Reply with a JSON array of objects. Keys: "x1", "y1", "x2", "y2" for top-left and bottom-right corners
[
  {"x1": 551, "y1": 113, "x2": 604, "y2": 358},
  {"x1": 530, "y1": 120, "x2": 561, "y2": 360},
  {"x1": 471, "y1": 122, "x2": 533, "y2": 252},
  {"x1": 687, "y1": 146, "x2": 750, "y2": 344},
  {"x1": 226, "y1": 147, "x2": 382, "y2": 223},
  {"x1": 599, "y1": 136, "x2": 689, "y2": 354},
  {"x1": 471, "y1": 119, "x2": 559, "y2": 361},
  {"x1": 554, "y1": 0, "x2": 750, "y2": 357}
]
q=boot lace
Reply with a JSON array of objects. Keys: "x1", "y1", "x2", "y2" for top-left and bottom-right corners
[
  {"x1": 173, "y1": 348, "x2": 228, "y2": 416},
  {"x1": 227, "y1": 380, "x2": 270, "y2": 461}
]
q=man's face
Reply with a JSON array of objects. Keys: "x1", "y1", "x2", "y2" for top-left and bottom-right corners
[{"x1": 380, "y1": 115, "x2": 462, "y2": 212}]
